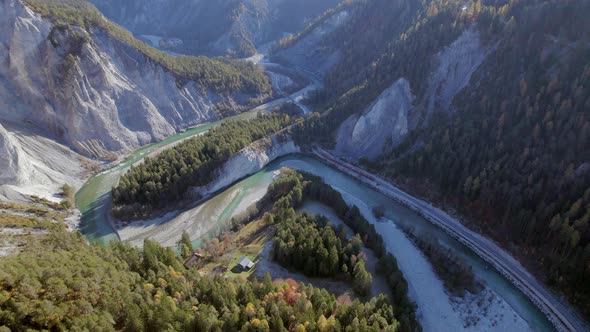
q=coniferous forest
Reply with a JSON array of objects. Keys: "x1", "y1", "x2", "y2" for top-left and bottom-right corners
[
  {"x1": 381, "y1": 1, "x2": 590, "y2": 315},
  {"x1": 288, "y1": 0, "x2": 590, "y2": 318},
  {"x1": 260, "y1": 170, "x2": 419, "y2": 332},
  {"x1": 0, "y1": 170, "x2": 421, "y2": 332},
  {"x1": 0, "y1": 232, "x2": 401, "y2": 331}
]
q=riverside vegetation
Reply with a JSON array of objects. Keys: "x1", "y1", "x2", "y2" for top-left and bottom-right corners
[
  {"x1": 0, "y1": 231, "x2": 404, "y2": 331},
  {"x1": 0, "y1": 168, "x2": 422, "y2": 331},
  {"x1": 112, "y1": 113, "x2": 296, "y2": 219},
  {"x1": 174, "y1": 169, "x2": 420, "y2": 332},
  {"x1": 400, "y1": 226, "x2": 482, "y2": 297},
  {"x1": 261, "y1": 170, "x2": 420, "y2": 332},
  {"x1": 273, "y1": 212, "x2": 374, "y2": 296}
]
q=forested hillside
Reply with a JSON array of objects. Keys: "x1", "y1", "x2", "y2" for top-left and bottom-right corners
[
  {"x1": 282, "y1": 0, "x2": 590, "y2": 319},
  {"x1": 89, "y1": 0, "x2": 342, "y2": 57},
  {"x1": 291, "y1": 0, "x2": 508, "y2": 137},
  {"x1": 24, "y1": 0, "x2": 271, "y2": 95},
  {"x1": 113, "y1": 114, "x2": 296, "y2": 218},
  {"x1": 383, "y1": 0, "x2": 590, "y2": 316}
]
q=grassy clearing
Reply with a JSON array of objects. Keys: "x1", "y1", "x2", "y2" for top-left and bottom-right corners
[
  {"x1": 0, "y1": 201, "x2": 70, "y2": 256},
  {"x1": 197, "y1": 218, "x2": 272, "y2": 279},
  {"x1": 0, "y1": 201, "x2": 67, "y2": 223}
]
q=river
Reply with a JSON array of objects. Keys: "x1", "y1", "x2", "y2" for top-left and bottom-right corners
[
  {"x1": 74, "y1": 59, "x2": 554, "y2": 331},
  {"x1": 77, "y1": 150, "x2": 554, "y2": 331}
]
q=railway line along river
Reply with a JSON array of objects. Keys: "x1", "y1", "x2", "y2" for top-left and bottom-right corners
[
  {"x1": 77, "y1": 148, "x2": 559, "y2": 331},
  {"x1": 74, "y1": 61, "x2": 574, "y2": 332}
]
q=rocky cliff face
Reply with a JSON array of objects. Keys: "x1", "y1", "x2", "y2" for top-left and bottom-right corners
[
  {"x1": 0, "y1": 124, "x2": 30, "y2": 187},
  {"x1": 422, "y1": 27, "x2": 489, "y2": 121},
  {"x1": 271, "y1": 9, "x2": 351, "y2": 76},
  {"x1": 0, "y1": 0, "x2": 262, "y2": 158},
  {"x1": 192, "y1": 133, "x2": 299, "y2": 197},
  {"x1": 0, "y1": 123, "x2": 87, "y2": 201},
  {"x1": 335, "y1": 28, "x2": 487, "y2": 160},
  {"x1": 335, "y1": 79, "x2": 414, "y2": 160}
]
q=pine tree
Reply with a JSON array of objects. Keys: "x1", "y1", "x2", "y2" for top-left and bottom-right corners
[{"x1": 353, "y1": 260, "x2": 373, "y2": 295}]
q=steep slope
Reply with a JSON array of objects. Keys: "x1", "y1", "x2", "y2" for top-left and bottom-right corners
[
  {"x1": 277, "y1": 0, "x2": 478, "y2": 145},
  {"x1": 0, "y1": 0, "x2": 269, "y2": 159},
  {"x1": 289, "y1": 0, "x2": 590, "y2": 320},
  {"x1": 0, "y1": 123, "x2": 87, "y2": 201},
  {"x1": 89, "y1": 0, "x2": 342, "y2": 57},
  {"x1": 386, "y1": 0, "x2": 590, "y2": 318},
  {"x1": 191, "y1": 132, "x2": 299, "y2": 197},
  {"x1": 335, "y1": 27, "x2": 489, "y2": 159},
  {"x1": 271, "y1": 5, "x2": 355, "y2": 76},
  {"x1": 0, "y1": 124, "x2": 31, "y2": 187},
  {"x1": 335, "y1": 79, "x2": 413, "y2": 160},
  {"x1": 273, "y1": 0, "x2": 426, "y2": 90}
]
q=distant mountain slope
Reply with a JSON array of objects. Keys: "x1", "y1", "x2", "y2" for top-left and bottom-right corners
[
  {"x1": 88, "y1": 0, "x2": 342, "y2": 57},
  {"x1": 24, "y1": 0, "x2": 271, "y2": 91},
  {"x1": 0, "y1": 0, "x2": 270, "y2": 161}
]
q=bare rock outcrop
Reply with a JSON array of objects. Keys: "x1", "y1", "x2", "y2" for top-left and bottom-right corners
[
  {"x1": 423, "y1": 27, "x2": 489, "y2": 120},
  {"x1": 0, "y1": 123, "x2": 31, "y2": 186},
  {"x1": 335, "y1": 28, "x2": 488, "y2": 160},
  {"x1": 191, "y1": 133, "x2": 299, "y2": 197},
  {"x1": 0, "y1": 123, "x2": 86, "y2": 201},
  {"x1": 271, "y1": 9, "x2": 351, "y2": 76},
  {"x1": 335, "y1": 79, "x2": 414, "y2": 160}
]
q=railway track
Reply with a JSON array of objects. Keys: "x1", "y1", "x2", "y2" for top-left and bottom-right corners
[{"x1": 313, "y1": 147, "x2": 588, "y2": 332}]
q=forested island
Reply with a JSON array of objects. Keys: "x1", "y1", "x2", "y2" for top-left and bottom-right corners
[
  {"x1": 112, "y1": 113, "x2": 296, "y2": 219},
  {"x1": 260, "y1": 170, "x2": 419, "y2": 331}
]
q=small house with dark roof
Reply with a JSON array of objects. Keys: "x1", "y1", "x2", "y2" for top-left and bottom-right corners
[{"x1": 183, "y1": 252, "x2": 203, "y2": 269}]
